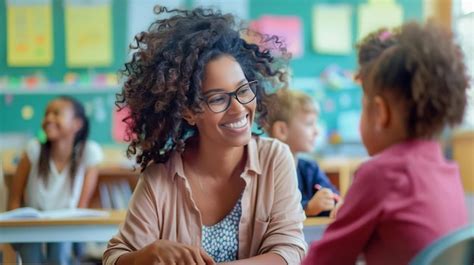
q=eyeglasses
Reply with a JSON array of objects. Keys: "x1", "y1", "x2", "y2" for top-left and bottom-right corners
[{"x1": 203, "y1": 80, "x2": 258, "y2": 113}]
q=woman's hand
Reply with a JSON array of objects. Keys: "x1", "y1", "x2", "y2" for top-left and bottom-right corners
[
  {"x1": 306, "y1": 188, "x2": 335, "y2": 216},
  {"x1": 133, "y1": 240, "x2": 215, "y2": 265}
]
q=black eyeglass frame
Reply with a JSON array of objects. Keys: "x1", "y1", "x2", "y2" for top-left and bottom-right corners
[{"x1": 203, "y1": 80, "x2": 259, "y2": 113}]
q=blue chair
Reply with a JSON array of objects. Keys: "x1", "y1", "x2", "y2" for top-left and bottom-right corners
[{"x1": 410, "y1": 225, "x2": 474, "y2": 265}]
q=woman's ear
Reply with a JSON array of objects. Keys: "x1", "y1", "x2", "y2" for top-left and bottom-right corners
[
  {"x1": 373, "y1": 96, "x2": 390, "y2": 131},
  {"x1": 182, "y1": 109, "x2": 196, "y2": 126},
  {"x1": 271, "y1": 121, "x2": 289, "y2": 142}
]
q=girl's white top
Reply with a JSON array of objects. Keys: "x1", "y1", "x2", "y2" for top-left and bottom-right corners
[{"x1": 24, "y1": 139, "x2": 103, "y2": 210}]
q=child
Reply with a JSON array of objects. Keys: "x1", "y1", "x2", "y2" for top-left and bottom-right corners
[
  {"x1": 265, "y1": 89, "x2": 340, "y2": 217},
  {"x1": 8, "y1": 96, "x2": 104, "y2": 264},
  {"x1": 103, "y1": 7, "x2": 306, "y2": 265},
  {"x1": 302, "y1": 21, "x2": 469, "y2": 265}
]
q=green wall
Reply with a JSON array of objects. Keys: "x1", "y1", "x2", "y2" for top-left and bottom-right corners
[{"x1": 0, "y1": 0, "x2": 422, "y2": 145}]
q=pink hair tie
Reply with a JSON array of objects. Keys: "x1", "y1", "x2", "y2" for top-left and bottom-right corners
[{"x1": 379, "y1": 31, "x2": 391, "y2": 41}]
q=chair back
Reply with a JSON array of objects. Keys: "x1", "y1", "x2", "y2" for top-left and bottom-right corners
[{"x1": 409, "y1": 225, "x2": 474, "y2": 265}]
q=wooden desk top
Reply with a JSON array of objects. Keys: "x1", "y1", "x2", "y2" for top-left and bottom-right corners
[
  {"x1": 0, "y1": 210, "x2": 330, "y2": 227},
  {"x1": 304, "y1": 217, "x2": 332, "y2": 226},
  {"x1": 0, "y1": 210, "x2": 127, "y2": 227}
]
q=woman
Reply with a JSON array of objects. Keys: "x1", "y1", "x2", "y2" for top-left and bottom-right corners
[{"x1": 103, "y1": 7, "x2": 306, "y2": 265}]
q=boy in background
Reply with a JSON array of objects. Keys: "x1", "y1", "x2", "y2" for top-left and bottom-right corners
[{"x1": 265, "y1": 89, "x2": 340, "y2": 217}]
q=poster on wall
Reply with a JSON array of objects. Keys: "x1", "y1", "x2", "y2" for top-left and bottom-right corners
[
  {"x1": 64, "y1": 0, "x2": 112, "y2": 67},
  {"x1": 357, "y1": 3, "x2": 403, "y2": 41},
  {"x1": 312, "y1": 4, "x2": 352, "y2": 55},
  {"x1": 249, "y1": 15, "x2": 303, "y2": 58},
  {"x1": 6, "y1": 0, "x2": 53, "y2": 66}
]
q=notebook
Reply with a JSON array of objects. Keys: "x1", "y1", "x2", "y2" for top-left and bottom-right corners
[{"x1": 0, "y1": 207, "x2": 109, "y2": 220}]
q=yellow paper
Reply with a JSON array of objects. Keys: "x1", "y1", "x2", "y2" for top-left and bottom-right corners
[
  {"x1": 7, "y1": 3, "x2": 53, "y2": 66},
  {"x1": 358, "y1": 3, "x2": 403, "y2": 40},
  {"x1": 313, "y1": 5, "x2": 352, "y2": 55},
  {"x1": 21, "y1": 105, "x2": 34, "y2": 120},
  {"x1": 65, "y1": 3, "x2": 112, "y2": 67}
]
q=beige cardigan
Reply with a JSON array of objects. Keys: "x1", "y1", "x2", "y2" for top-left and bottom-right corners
[{"x1": 103, "y1": 137, "x2": 307, "y2": 265}]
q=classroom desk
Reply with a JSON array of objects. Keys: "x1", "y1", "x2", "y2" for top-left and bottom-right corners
[
  {"x1": 0, "y1": 210, "x2": 126, "y2": 243},
  {"x1": 0, "y1": 212, "x2": 330, "y2": 264},
  {"x1": 318, "y1": 157, "x2": 365, "y2": 196},
  {"x1": 0, "y1": 211, "x2": 330, "y2": 243}
]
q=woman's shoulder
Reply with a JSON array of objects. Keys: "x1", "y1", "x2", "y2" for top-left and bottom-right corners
[
  {"x1": 254, "y1": 136, "x2": 291, "y2": 156},
  {"x1": 140, "y1": 152, "x2": 180, "y2": 186}
]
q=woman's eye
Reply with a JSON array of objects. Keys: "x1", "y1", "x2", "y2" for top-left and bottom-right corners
[
  {"x1": 237, "y1": 87, "x2": 251, "y2": 96},
  {"x1": 208, "y1": 96, "x2": 226, "y2": 105}
]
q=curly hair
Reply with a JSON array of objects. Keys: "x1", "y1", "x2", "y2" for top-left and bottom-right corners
[
  {"x1": 117, "y1": 7, "x2": 289, "y2": 171},
  {"x1": 356, "y1": 21, "x2": 470, "y2": 139}
]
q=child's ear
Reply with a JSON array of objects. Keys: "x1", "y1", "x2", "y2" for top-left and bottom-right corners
[
  {"x1": 271, "y1": 121, "x2": 289, "y2": 142},
  {"x1": 182, "y1": 109, "x2": 196, "y2": 126},
  {"x1": 373, "y1": 96, "x2": 390, "y2": 131}
]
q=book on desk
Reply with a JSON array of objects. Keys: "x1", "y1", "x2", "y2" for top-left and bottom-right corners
[{"x1": 0, "y1": 207, "x2": 110, "y2": 220}]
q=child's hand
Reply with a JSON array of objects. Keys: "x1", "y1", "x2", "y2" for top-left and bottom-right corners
[
  {"x1": 330, "y1": 199, "x2": 344, "y2": 219},
  {"x1": 306, "y1": 188, "x2": 336, "y2": 216}
]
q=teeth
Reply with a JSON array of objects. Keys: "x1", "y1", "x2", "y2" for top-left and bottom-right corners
[{"x1": 223, "y1": 116, "x2": 247, "y2": 129}]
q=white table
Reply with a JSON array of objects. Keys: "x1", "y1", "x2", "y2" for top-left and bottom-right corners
[{"x1": 0, "y1": 210, "x2": 125, "y2": 243}]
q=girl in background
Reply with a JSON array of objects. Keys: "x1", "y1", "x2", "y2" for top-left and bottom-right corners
[
  {"x1": 8, "y1": 95, "x2": 103, "y2": 264},
  {"x1": 303, "y1": 21, "x2": 469, "y2": 265}
]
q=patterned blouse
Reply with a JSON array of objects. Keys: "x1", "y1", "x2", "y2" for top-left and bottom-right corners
[{"x1": 202, "y1": 197, "x2": 242, "y2": 262}]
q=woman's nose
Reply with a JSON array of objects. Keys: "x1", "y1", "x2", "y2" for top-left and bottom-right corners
[{"x1": 227, "y1": 96, "x2": 246, "y2": 113}]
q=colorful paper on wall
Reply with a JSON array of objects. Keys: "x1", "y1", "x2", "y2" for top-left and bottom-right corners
[
  {"x1": 7, "y1": 0, "x2": 53, "y2": 66},
  {"x1": 312, "y1": 5, "x2": 352, "y2": 55},
  {"x1": 112, "y1": 106, "x2": 130, "y2": 143},
  {"x1": 65, "y1": 0, "x2": 112, "y2": 67},
  {"x1": 358, "y1": 3, "x2": 403, "y2": 40},
  {"x1": 249, "y1": 16, "x2": 303, "y2": 58},
  {"x1": 337, "y1": 110, "x2": 360, "y2": 142}
]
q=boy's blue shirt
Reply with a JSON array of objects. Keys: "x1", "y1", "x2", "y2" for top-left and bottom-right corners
[{"x1": 297, "y1": 158, "x2": 339, "y2": 216}]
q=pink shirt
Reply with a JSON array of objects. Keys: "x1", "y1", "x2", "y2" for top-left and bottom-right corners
[
  {"x1": 303, "y1": 140, "x2": 468, "y2": 265},
  {"x1": 104, "y1": 137, "x2": 307, "y2": 265}
]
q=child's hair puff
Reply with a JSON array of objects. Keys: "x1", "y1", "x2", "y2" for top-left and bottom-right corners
[{"x1": 357, "y1": 21, "x2": 470, "y2": 138}]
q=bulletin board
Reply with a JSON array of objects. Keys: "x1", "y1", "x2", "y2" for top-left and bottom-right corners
[
  {"x1": 249, "y1": 0, "x2": 423, "y2": 76},
  {"x1": 0, "y1": 0, "x2": 127, "y2": 144},
  {"x1": 0, "y1": 0, "x2": 423, "y2": 145}
]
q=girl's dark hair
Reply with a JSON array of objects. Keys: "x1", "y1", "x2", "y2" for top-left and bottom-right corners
[
  {"x1": 117, "y1": 7, "x2": 289, "y2": 171},
  {"x1": 356, "y1": 21, "x2": 470, "y2": 138},
  {"x1": 38, "y1": 96, "x2": 89, "y2": 186}
]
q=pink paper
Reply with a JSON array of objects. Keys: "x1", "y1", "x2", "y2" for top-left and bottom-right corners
[
  {"x1": 249, "y1": 15, "x2": 303, "y2": 58},
  {"x1": 112, "y1": 106, "x2": 131, "y2": 143}
]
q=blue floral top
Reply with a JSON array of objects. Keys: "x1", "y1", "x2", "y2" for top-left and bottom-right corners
[{"x1": 201, "y1": 197, "x2": 242, "y2": 262}]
